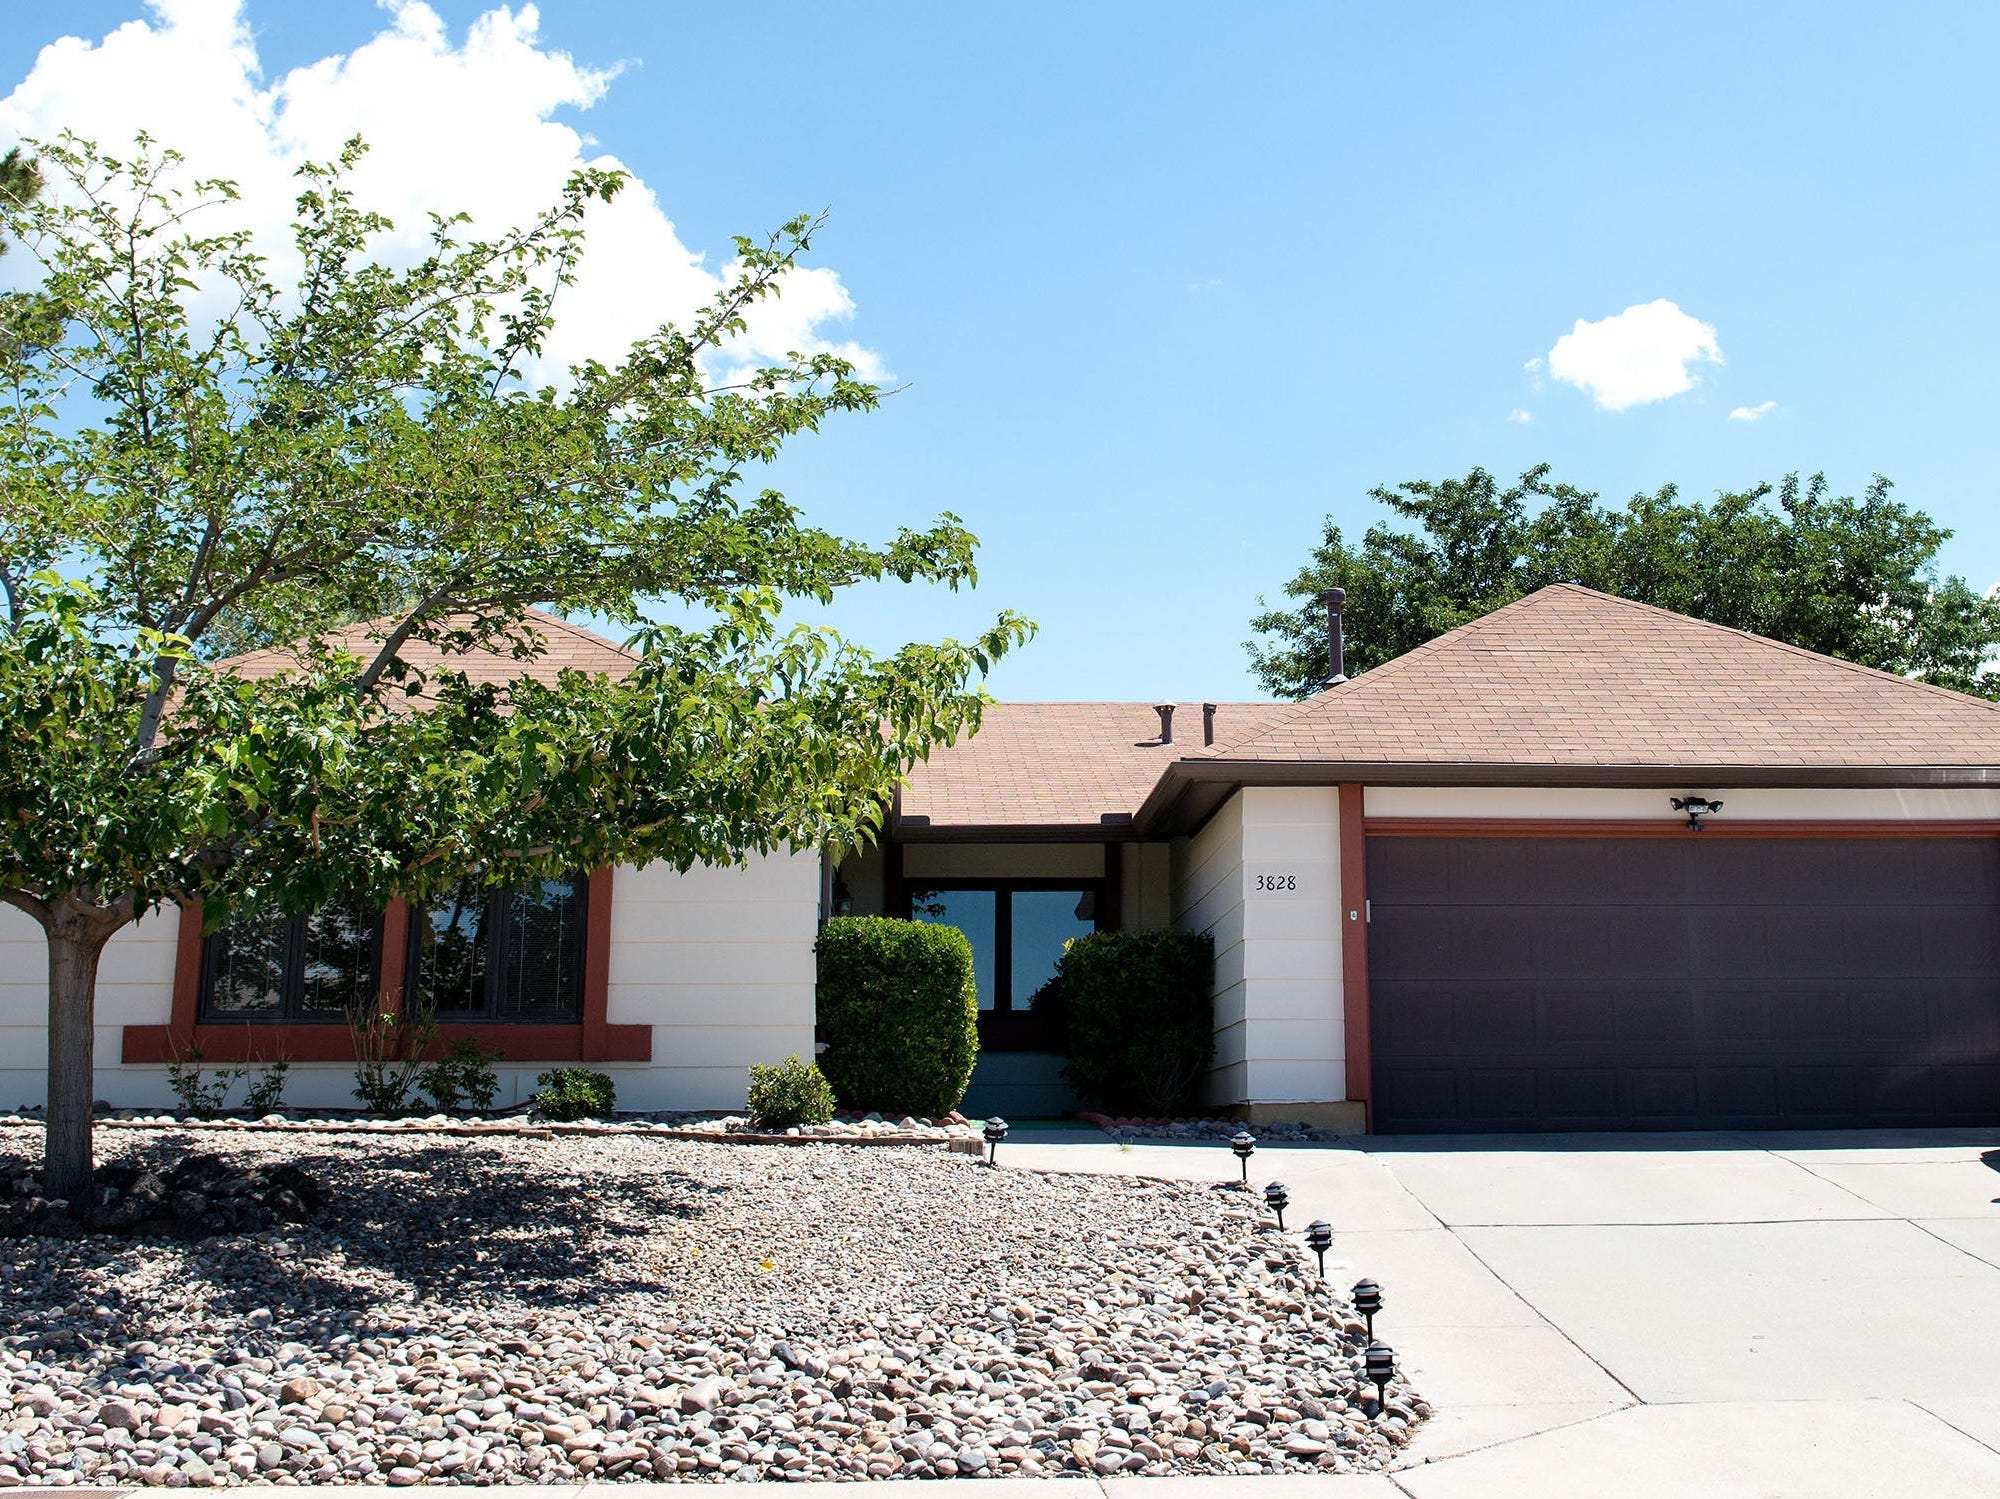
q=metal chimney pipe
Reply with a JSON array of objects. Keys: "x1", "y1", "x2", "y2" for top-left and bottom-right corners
[
  {"x1": 1319, "y1": 587, "x2": 1348, "y2": 687},
  {"x1": 1154, "y1": 702, "x2": 1175, "y2": 744},
  {"x1": 1202, "y1": 702, "x2": 1218, "y2": 746}
]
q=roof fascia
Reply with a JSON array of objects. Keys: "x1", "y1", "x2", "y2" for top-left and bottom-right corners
[{"x1": 1133, "y1": 759, "x2": 2000, "y2": 838}]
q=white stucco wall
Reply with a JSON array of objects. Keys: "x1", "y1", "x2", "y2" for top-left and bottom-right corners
[
  {"x1": 1173, "y1": 787, "x2": 1345, "y2": 1106},
  {"x1": 0, "y1": 850, "x2": 822, "y2": 1114}
]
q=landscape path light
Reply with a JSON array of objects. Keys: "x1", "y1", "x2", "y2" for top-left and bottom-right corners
[
  {"x1": 1305, "y1": 1220, "x2": 1333, "y2": 1279},
  {"x1": 1263, "y1": 1180, "x2": 1289, "y2": 1230},
  {"x1": 1364, "y1": 1340, "x2": 1396, "y2": 1408},
  {"x1": 1351, "y1": 1277, "x2": 1383, "y2": 1339},
  {"x1": 1230, "y1": 1130, "x2": 1255, "y2": 1183},
  {"x1": 983, "y1": 1116, "x2": 1008, "y2": 1165}
]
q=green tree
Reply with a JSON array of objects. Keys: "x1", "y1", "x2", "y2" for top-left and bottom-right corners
[
  {"x1": 1247, "y1": 464, "x2": 2000, "y2": 699},
  {"x1": 0, "y1": 134, "x2": 1031, "y2": 1197}
]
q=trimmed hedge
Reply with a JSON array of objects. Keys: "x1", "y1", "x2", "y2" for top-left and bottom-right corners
[
  {"x1": 815, "y1": 916, "x2": 979, "y2": 1117},
  {"x1": 1059, "y1": 928, "x2": 1215, "y2": 1115}
]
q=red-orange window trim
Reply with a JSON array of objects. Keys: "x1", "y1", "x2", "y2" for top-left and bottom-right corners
[
  {"x1": 1337, "y1": 783, "x2": 1372, "y2": 1122},
  {"x1": 123, "y1": 866, "x2": 648, "y2": 1065}
]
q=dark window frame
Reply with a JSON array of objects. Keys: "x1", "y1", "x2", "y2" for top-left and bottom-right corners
[
  {"x1": 198, "y1": 908, "x2": 385, "y2": 1024},
  {"x1": 904, "y1": 877, "x2": 1107, "y2": 1050},
  {"x1": 404, "y1": 873, "x2": 591, "y2": 1024}
]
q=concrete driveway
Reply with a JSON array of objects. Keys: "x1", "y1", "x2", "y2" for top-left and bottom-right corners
[{"x1": 1003, "y1": 1126, "x2": 2000, "y2": 1498}]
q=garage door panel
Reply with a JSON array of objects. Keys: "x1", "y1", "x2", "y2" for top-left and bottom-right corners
[
  {"x1": 1456, "y1": 988, "x2": 1540, "y2": 1050},
  {"x1": 1702, "y1": 986, "x2": 1775, "y2": 1042},
  {"x1": 1542, "y1": 1068, "x2": 1619, "y2": 1120},
  {"x1": 1922, "y1": 910, "x2": 2000, "y2": 974},
  {"x1": 1705, "y1": 1066, "x2": 1780, "y2": 1117},
  {"x1": 1373, "y1": 984, "x2": 1454, "y2": 1048},
  {"x1": 1542, "y1": 907, "x2": 1691, "y2": 980},
  {"x1": 1369, "y1": 907, "x2": 1451, "y2": 979},
  {"x1": 1857, "y1": 1064, "x2": 1935, "y2": 1117},
  {"x1": 1623, "y1": 1068, "x2": 1700, "y2": 1119},
  {"x1": 1614, "y1": 985, "x2": 1697, "y2": 1043},
  {"x1": 1919, "y1": 840, "x2": 2000, "y2": 900},
  {"x1": 1938, "y1": 1064, "x2": 2000, "y2": 1114},
  {"x1": 1851, "y1": 988, "x2": 1931, "y2": 1041},
  {"x1": 1539, "y1": 988, "x2": 1618, "y2": 1046},
  {"x1": 1780, "y1": 1065, "x2": 1858, "y2": 1119},
  {"x1": 1374, "y1": 1067, "x2": 1457, "y2": 1124},
  {"x1": 1463, "y1": 1069, "x2": 1537, "y2": 1121},
  {"x1": 1370, "y1": 836, "x2": 2000, "y2": 1132},
  {"x1": 1454, "y1": 908, "x2": 1539, "y2": 977}
]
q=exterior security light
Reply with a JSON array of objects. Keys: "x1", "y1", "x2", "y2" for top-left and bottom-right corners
[
  {"x1": 1670, "y1": 795, "x2": 1724, "y2": 831},
  {"x1": 1231, "y1": 1131, "x2": 1256, "y2": 1183},
  {"x1": 1263, "y1": 1180, "x2": 1289, "y2": 1230},
  {"x1": 983, "y1": 1116, "x2": 1008, "y2": 1165},
  {"x1": 1351, "y1": 1277, "x2": 1383, "y2": 1339},
  {"x1": 1364, "y1": 1340, "x2": 1396, "y2": 1407},
  {"x1": 1305, "y1": 1219, "x2": 1333, "y2": 1278}
]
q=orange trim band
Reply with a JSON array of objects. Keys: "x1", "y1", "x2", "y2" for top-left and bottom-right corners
[{"x1": 1338, "y1": 783, "x2": 1371, "y2": 1122}]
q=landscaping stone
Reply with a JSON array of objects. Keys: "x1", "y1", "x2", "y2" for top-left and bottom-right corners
[
  {"x1": 0, "y1": 1123, "x2": 1422, "y2": 1484},
  {"x1": 1083, "y1": 1113, "x2": 1346, "y2": 1143}
]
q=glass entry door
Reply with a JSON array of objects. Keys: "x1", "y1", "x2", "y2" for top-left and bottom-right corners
[{"x1": 909, "y1": 881, "x2": 1102, "y2": 1050}]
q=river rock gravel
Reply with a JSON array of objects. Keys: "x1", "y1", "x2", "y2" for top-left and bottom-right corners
[{"x1": 0, "y1": 1124, "x2": 1423, "y2": 1485}]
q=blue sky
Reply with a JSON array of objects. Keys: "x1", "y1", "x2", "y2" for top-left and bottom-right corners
[{"x1": 6, "y1": 2, "x2": 1999, "y2": 701}]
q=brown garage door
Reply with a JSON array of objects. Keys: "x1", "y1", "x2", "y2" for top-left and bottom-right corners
[{"x1": 1367, "y1": 836, "x2": 2000, "y2": 1132}]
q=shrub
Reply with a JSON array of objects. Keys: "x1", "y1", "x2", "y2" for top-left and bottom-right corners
[
  {"x1": 815, "y1": 916, "x2": 978, "y2": 1118},
  {"x1": 532, "y1": 1067, "x2": 616, "y2": 1121},
  {"x1": 1059, "y1": 928, "x2": 1216, "y2": 1115},
  {"x1": 420, "y1": 1040, "x2": 502, "y2": 1114},
  {"x1": 348, "y1": 1000, "x2": 438, "y2": 1115},
  {"x1": 746, "y1": 1054, "x2": 838, "y2": 1131}
]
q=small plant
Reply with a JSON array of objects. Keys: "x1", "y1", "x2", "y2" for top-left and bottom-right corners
[
  {"x1": 348, "y1": 999, "x2": 438, "y2": 1115},
  {"x1": 242, "y1": 1060, "x2": 290, "y2": 1115},
  {"x1": 166, "y1": 1050, "x2": 245, "y2": 1120},
  {"x1": 532, "y1": 1067, "x2": 616, "y2": 1121},
  {"x1": 746, "y1": 1054, "x2": 838, "y2": 1131},
  {"x1": 166, "y1": 1048, "x2": 289, "y2": 1118},
  {"x1": 419, "y1": 1039, "x2": 502, "y2": 1114}
]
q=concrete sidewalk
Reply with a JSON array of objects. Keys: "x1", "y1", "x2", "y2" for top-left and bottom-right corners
[{"x1": 997, "y1": 1126, "x2": 2000, "y2": 1497}]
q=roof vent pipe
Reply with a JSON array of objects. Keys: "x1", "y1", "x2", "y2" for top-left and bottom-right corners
[
  {"x1": 1154, "y1": 702, "x2": 1175, "y2": 744},
  {"x1": 1202, "y1": 702, "x2": 1218, "y2": 746},
  {"x1": 1319, "y1": 587, "x2": 1348, "y2": 688}
]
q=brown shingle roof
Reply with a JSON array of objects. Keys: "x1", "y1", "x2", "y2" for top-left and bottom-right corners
[
  {"x1": 215, "y1": 608, "x2": 638, "y2": 688},
  {"x1": 898, "y1": 702, "x2": 1294, "y2": 830},
  {"x1": 1205, "y1": 583, "x2": 2000, "y2": 768}
]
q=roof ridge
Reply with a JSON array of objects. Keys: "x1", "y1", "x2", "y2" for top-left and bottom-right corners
[
  {"x1": 523, "y1": 606, "x2": 640, "y2": 663},
  {"x1": 1206, "y1": 588, "x2": 1567, "y2": 758},
  {"x1": 1540, "y1": 584, "x2": 2000, "y2": 715}
]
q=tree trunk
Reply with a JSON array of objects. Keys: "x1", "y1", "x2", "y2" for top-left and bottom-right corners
[{"x1": 43, "y1": 907, "x2": 114, "y2": 1202}]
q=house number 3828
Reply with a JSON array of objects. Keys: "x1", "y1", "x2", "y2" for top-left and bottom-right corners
[{"x1": 1255, "y1": 874, "x2": 1298, "y2": 892}]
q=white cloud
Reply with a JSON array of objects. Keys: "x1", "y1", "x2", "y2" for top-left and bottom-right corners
[
  {"x1": 1506, "y1": 408, "x2": 1532, "y2": 424},
  {"x1": 1545, "y1": 299, "x2": 1721, "y2": 411},
  {"x1": 0, "y1": 0, "x2": 880, "y2": 385},
  {"x1": 1728, "y1": 400, "x2": 1778, "y2": 422}
]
